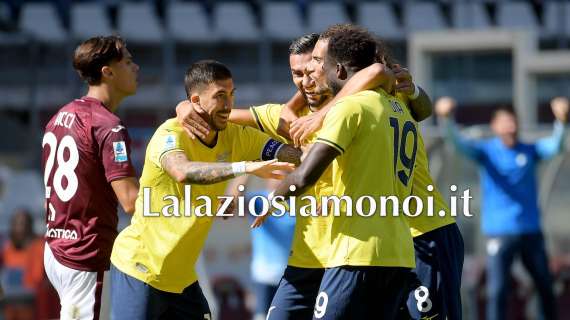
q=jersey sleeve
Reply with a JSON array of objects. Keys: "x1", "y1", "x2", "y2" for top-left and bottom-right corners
[
  {"x1": 148, "y1": 124, "x2": 186, "y2": 168},
  {"x1": 234, "y1": 125, "x2": 285, "y2": 161},
  {"x1": 315, "y1": 99, "x2": 361, "y2": 154},
  {"x1": 534, "y1": 121, "x2": 566, "y2": 161},
  {"x1": 249, "y1": 104, "x2": 288, "y2": 143},
  {"x1": 96, "y1": 122, "x2": 137, "y2": 182}
]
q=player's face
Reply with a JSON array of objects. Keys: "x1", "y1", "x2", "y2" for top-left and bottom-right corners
[
  {"x1": 290, "y1": 53, "x2": 311, "y2": 97},
  {"x1": 109, "y1": 47, "x2": 139, "y2": 96},
  {"x1": 195, "y1": 78, "x2": 235, "y2": 131},
  {"x1": 305, "y1": 39, "x2": 333, "y2": 107},
  {"x1": 491, "y1": 111, "x2": 518, "y2": 141}
]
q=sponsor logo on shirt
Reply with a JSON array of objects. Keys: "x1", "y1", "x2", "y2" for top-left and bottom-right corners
[
  {"x1": 516, "y1": 153, "x2": 527, "y2": 167},
  {"x1": 45, "y1": 226, "x2": 78, "y2": 240},
  {"x1": 113, "y1": 141, "x2": 128, "y2": 162}
]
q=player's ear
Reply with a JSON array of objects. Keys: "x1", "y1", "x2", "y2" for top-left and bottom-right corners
[
  {"x1": 101, "y1": 66, "x2": 113, "y2": 80},
  {"x1": 336, "y1": 63, "x2": 347, "y2": 80},
  {"x1": 190, "y1": 93, "x2": 200, "y2": 106}
]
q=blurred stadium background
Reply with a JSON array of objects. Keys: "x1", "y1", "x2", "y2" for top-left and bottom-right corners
[{"x1": 0, "y1": 0, "x2": 569, "y2": 319}]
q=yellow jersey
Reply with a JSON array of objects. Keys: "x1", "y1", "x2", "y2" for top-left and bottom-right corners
[
  {"x1": 111, "y1": 118, "x2": 273, "y2": 293},
  {"x1": 250, "y1": 104, "x2": 333, "y2": 268},
  {"x1": 395, "y1": 93, "x2": 456, "y2": 237},
  {"x1": 316, "y1": 88, "x2": 416, "y2": 268}
]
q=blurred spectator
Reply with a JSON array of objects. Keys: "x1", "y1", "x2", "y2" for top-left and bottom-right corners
[
  {"x1": 1, "y1": 209, "x2": 44, "y2": 320},
  {"x1": 436, "y1": 97, "x2": 569, "y2": 320},
  {"x1": 246, "y1": 179, "x2": 295, "y2": 320}
]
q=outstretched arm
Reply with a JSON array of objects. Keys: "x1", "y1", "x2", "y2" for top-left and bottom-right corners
[
  {"x1": 161, "y1": 152, "x2": 295, "y2": 185},
  {"x1": 435, "y1": 97, "x2": 484, "y2": 161},
  {"x1": 289, "y1": 63, "x2": 395, "y2": 146},
  {"x1": 535, "y1": 97, "x2": 568, "y2": 160}
]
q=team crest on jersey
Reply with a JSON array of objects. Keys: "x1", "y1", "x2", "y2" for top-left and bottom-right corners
[
  {"x1": 113, "y1": 141, "x2": 128, "y2": 162},
  {"x1": 164, "y1": 135, "x2": 176, "y2": 151}
]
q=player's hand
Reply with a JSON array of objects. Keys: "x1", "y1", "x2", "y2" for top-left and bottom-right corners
[
  {"x1": 392, "y1": 64, "x2": 413, "y2": 96},
  {"x1": 217, "y1": 198, "x2": 236, "y2": 220},
  {"x1": 290, "y1": 113, "x2": 325, "y2": 147},
  {"x1": 277, "y1": 107, "x2": 299, "y2": 140},
  {"x1": 175, "y1": 100, "x2": 211, "y2": 140},
  {"x1": 250, "y1": 211, "x2": 270, "y2": 228},
  {"x1": 435, "y1": 96, "x2": 457, "y2": 118},
  {"x1": 246, "y1": 159, "x2": 295, "y2": 180},
  {"x1": 551, "y1": 97, "x2": 569, "y2": 123}
]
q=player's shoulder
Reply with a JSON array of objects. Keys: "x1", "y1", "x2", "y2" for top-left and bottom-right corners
[{"x1": 156, "y1": 118, "x2": 184, "y2": 133}]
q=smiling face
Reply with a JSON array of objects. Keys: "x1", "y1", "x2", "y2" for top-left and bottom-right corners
[
  {"x1": 304, "y1": 39, "x2": 334, "y2": 108},
  {"x1": 191, "y1": 78, "x2": 235, "y2": 131}
]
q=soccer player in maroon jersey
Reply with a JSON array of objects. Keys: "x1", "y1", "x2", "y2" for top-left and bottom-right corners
[{"x1": 41, "y1": 36, "x2": 140, "y2": 320}]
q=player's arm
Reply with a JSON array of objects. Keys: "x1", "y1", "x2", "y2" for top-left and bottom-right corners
[
  {"x1": 289, "y1": 63, "x2": 394, "y2": 146},
  {"x1": 535, "y1": 97, "x2": 568, "y2": 160},
  {"x1": 274, "y1": 143, "x2": 338, "y2": 196},
  {"x1": 251, "y1": 143, "x2": 338, "y2": 228},
  {"x1": 161, "y1": 151, "x2": 294, "y2": 185},
  {"x1": 393, "y1": 64, "x2": 432, "y2": 121},
  {"x1": 111, "y1": 177, "x2": 139, "y2": 214},
  {"x1": 229, "y1": 109, "x2": 257, "y2": 127},
  {"x1": 176, "y1": 100, "x2": 260, "y2": 137},
  {"x1": 276, "y1": 91, "x2": 305, "y2": 139},
  {"x1": 435, "y1": 97, "x2": 484, "y2": 161}
]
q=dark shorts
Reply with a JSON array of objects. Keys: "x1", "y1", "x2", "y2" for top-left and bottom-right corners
[
  {"x1": 110, "y1": 264, "x2": 211, "y2": 320},
  {"x1": 314, "y1": 266, "x2": 411, "y2": 320},
  {"x1": 267, "y1": 266, "x2": 325, "y2": 320},
  {"x1": 401, "y1": 223, "x2": 464, "y2": 320}
]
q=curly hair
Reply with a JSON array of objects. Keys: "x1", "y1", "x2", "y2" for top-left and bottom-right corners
[{"x1": 320, "y1": 24, "x2": 376, "y2": 71}]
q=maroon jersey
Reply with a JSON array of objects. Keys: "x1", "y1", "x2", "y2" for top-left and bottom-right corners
[{"x1": 42, "y1": 96, "x2": 136, "y2": 271}]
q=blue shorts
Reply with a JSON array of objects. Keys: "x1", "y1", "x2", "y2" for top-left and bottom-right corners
[
  {"x1": 314, "y1": 266, "x2": 411, "y2": 320},
  {"x1": 110, "y1": 264, "x2": 211, "y2": 320},
  {"x1": 401, "y1": 223, "x2": 464, "y2": 320},
  {"x1": 267, "y1": 266, "x2": 325, "y2": 320}
]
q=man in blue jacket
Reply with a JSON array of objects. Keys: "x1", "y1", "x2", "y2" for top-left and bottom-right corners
[{"x1": 436, "y1": 96, "x2": 568, "y2": 320}]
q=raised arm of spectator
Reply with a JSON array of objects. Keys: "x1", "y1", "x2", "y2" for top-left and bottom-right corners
[
  {"x1": 535, "y1": 97, "x2": 568, "y2": 160},
  {"x1": 435, "y1": 97, "x2": 484, "y2": 162}
]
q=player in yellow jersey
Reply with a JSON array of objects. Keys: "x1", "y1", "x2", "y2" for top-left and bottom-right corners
[
  {"x1": 177, "y1": 34, "x2": 440, "y2": 319},
  {"x1": 277, "y1": 35, "x2": 464, "y2": 320},
  {"x1": 109, "y1": 60, "x2": 303, "y2": 320},
  {"x1": 255, "y1": 24, "x2": 417, "y2": 319}
]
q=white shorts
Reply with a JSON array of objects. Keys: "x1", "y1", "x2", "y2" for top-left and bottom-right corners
[{"x1": 44, "y1": 244, "x2": 104, "y2": 320}]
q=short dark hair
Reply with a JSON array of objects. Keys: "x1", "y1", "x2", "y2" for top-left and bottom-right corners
[
  {"x1": 184, "y1": 60, "x2": 233, "y2": 97},
  {"x1": 73, "y1": 36, "x2": 126, "y2": 85},
  {"x1": 289, "y1": 33, "x2": 319, "y2": 55},
  {"x1": 320, "y1": 24, "x2": 376, "y2": 71},
  {"x1": 375, "y1": 38, "x2": 397, "y2": 68},
  {"x1": 492, "y1": 106, "x2": 517, "y2": 120}
]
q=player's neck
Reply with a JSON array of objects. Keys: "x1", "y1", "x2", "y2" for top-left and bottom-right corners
[{"x1": 86, "y1": 85, "x2": 124, "y2": 113}]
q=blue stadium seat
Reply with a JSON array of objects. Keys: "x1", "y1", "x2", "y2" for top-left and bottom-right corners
[
  {"x1": 405, "y1": 2, "x2": 446, "y2": 32},
  {"x1": 452, "y1": 2, "x2": 491, "y2": 30},
  {"x1": 263, "y1": 2, "x2": 305, "y2": 41},
  {"x1": 308, "y1": 2, "x2": 350, "y2": 34},
  {"x1": 21, "y1": 3, "x2": 67, "y2": 42},
  {"x1": 168, "y1": 1, "x2": 215, "y2": 43},
  {"x1": 497, "y1": 2, "x2": 538, "y2": 31},
  {"x1": 71, "y1": 3, "x2": 113, "y2": 39},
  {"x1": 118, "y1": 2, "x2": 163, "y2": 43},
  {"x1": 358, "y1": 3, "x2": 403, "y2": 41},
  {"x1": 214, "y1": 2, "x2": 259, "y2": 42}
]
